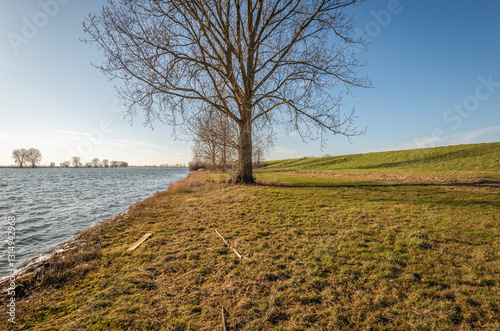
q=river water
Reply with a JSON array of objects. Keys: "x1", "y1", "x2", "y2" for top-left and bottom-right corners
[{"x1": 0, "y1": 167, "x2": 189, "y2": 278}]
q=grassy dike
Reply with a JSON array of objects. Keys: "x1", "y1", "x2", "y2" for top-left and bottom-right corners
[{"x1": 1, "y1": 144, "x2": 500, "y2": 330}]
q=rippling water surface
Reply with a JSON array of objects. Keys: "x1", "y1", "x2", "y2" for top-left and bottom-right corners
[{"x1": 0, "y1": 167, "x2": 189, "y2": 277}]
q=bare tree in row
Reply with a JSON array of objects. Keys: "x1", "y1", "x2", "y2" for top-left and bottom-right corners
[
  {"x1": 68, "y1": 157, "x2": 111, "y2": 168},
  {"x1": 12, "y1": 149, "x2": 27, "y2": 168},
  {"x1": 189, "y1": 107, "x2": 271, "y2": 171},
  {"x1": 72, "y1": 156, "x2": 81, "y2": 168},
  {"x1": 253, "y1": 146, "x2": 265, "y2": 166},
  {"x1": 91, "y1": 158, "x2": 100, "y2": 168},
  {"x1": 110, "y1": 161, "x2": 128, "y2": 168},
  {"x1": 26, "y1": 148, "x2": 42, "y2": 167},
  {"x1": 84, "y1": 0, "x2": 370, "y2": 183},
  {"x1": 189, "y1": 108, "x2": 238, "y2": 171},
  {"x1": 12, "y1": 148, "x2": 42, "y2": 168}
]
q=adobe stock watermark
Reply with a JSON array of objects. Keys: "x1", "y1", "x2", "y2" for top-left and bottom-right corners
[
  {"x1": 351, "y1": 0, "x2": 413, "y2": 53},
  {"x1": 7, "y1": 0, "x2": 72, "y2": 54},
  {"x1": 414, "y1": 74, "x2": 500, "y2": 148},
  {"x1": 5, "y1": 215, "x2": 17, "y2": 324},
  {"x1": 442, "y1": 75, "x2": 500, "y2": 130},
  {"x1": 64, "y1": 100, "x2": 127, "y2": 160}
]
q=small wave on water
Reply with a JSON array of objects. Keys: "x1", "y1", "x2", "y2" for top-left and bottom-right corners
[{"x1": 0, "y1": 167, "x2": 189, "y2": 278}]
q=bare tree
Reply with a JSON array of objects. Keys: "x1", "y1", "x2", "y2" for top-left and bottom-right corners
[
  {"x1": 62, "y1": 161, "x2": 71, "y2": 168},
  {"x1": 110, "y1": 160, "x2": 119, "y2": 167},
  {"x1": 84, "y1": 0, "x2": 370, "y2": 183},
  {"x1": 12, "y1": 149, "x2": 28, "y2": 168},
  {"x1": 50, "y1": 162, "x2": 56, "y2": 168},
  {"x1": 26, "y1": 148, "x2": 42, "y2": 168},
  {"x1": 85, "y1": 162, "x2": 93, "y2": 167},
  {"x1": 101, "y1": 159, "x2": 109, "y2": 168},
  {"x1": 253, "y1": 146, "x2": 265, "y2": 165},
  {"x1": 190, "y1": 108, "x2": 269, "y2": 170},
  {"x1": 92, "y1": 158, "x2": 100, "y2": 167},
  {"x1": 192, "y1": 111, "x2": 230, "y2": 170},
  {"x1": 72, "y1": 156, "x2": 81, "y2": 168},
  {"x1": 187, "y1": 107, "x2": 240, "y2": 171}
]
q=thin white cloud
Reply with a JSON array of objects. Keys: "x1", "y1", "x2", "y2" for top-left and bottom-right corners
[
  {"x1": 403, "y1": 125, "x2": 500, "y2": 150},
  {"x1": 53, "y1": 130, "x2": 102, "y2": 141},
  {"x1": 448, "y1": 125, "x2": 500, "y2": 145},
  {"x1": 403, "y1": 136, "x2": 448, "y2": 150},
  {"x1": 102, "y1": 139, "x2": 192, "y2": 158},
  {"x1": 53, "y1": 130, "x2": 88, "y2": 136},
  {"x1": 0, "y1": 132, "x2": 65, "y2": 146},
  {"x1": 112, "y1": 139, "x2": 167, "y2": 149},
  {"x1": 272, "y1": 146, "x2": 299, "y2": 155}
]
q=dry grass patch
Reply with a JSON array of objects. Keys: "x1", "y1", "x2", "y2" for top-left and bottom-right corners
[{"x1": 1, "y1": 170, "x2": 499, "y2": 330}]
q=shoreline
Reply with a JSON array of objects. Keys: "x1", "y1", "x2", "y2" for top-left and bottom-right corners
[
  {"x1": 1, "y1": 169, "x2": 191, "y2": 287},
  {"x1": 0, "y1": 210, "x2": 132, "y2": 286},
  {"x1": 0, "y1": 167, "x2": 190, "y2": 285}
]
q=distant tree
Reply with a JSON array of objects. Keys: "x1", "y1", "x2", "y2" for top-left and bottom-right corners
[
  {"x1": 72, "y1": 156, "x2": 81, "y2": 168},
  {"x1": 92, "y1": 158, "x2": 100, "y2": 167},
  {"x1": 190, "y1": 108, "x2": 241, "y2": 171},
  {"x1": 101, "y1": 159, "x2": 109, "y2": 168},
  {"x1": 85, "y1": 162, "x2": 93, "y2": 167},
  {"x1": 190, "y1": 108, "x2": 270, "y2": 171},
  {"x1": 253, "y1": 146, "x2": 265, "y2": 165},
  {"x1": 110, "y1": 160, "x2": 119, "y2": 167},
  {"x1": 118, "y1": 161, "x2": 128, "y2": 168},
  {"x1": 26, "y1": 148, "x2": 42, "y2": 168},
  {"x1": 12, "y1": 149, "x2": 28, "y2": 168},
  {"x1": 50, "y1": 162, "x2": 56, "y2": 168},
  {"x1": 62, "y1": 161, "x2": 71, "y2": 168}
]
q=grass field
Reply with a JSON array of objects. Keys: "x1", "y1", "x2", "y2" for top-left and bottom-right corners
[
  {"x1": 1, "y1": 143, "x2": 499, "y2": 330},
  {"x1": 265, "y1": 142, "x2": 500, "y2": 178}
]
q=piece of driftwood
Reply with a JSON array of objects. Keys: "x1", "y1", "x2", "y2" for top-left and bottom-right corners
[
  {"x1": 215, "y1": 229, "x2": 251, "y2": 261},
  {"x1": 222, "y1": 306, "x2": 228, "y2": 331},
  {"x1": 127, "y1": 233, "x2": 153, "y2": 251}
]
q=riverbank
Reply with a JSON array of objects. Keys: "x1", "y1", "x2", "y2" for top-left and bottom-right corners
[
  {"x1": 1, "y1": 165, "x2": 498, "y2": 329},
  {"x1": 0, "y1": 167, "x2": 189, "y2": 274}
]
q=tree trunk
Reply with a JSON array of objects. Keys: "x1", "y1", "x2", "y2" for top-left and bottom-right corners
[
  {"x1": 222, "y1": 141, "x2": 227, "y2": 173},
  {"x1": 221, "y1": 116, "x2": 227, "y2": 173},
  {"x1": 211, "y1": 150, "x2": 216, "y2": 170},
  {"x1": 232, "y1": 120, "x2": 254, "y2": 184}
]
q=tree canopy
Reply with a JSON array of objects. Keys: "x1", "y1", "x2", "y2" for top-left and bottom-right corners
[{"x1": 84, "y1": 0, "x2": 370, "y2": 183}]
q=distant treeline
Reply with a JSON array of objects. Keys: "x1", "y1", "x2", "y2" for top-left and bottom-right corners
[
  {"x1": 10, "y1": 149, "x2": 128, "y2": 168},
  {"x1": 60, "y1": 158, "x2": 128, "y2": 168}
]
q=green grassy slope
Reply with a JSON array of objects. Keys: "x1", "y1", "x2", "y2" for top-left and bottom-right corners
[{"x1": 264, "y1": 142, "x2": 500, "y2": 174}]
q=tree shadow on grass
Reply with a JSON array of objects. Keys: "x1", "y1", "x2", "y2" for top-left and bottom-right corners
[{"x1": 256, "y1": 179, "x2": 500, "y2": 207}]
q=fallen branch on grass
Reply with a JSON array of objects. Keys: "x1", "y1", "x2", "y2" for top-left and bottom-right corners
[
  {"x1": 222, "y1": 305, "x2": 228, "y2": 331},
  {"x1": 127, "y1": 233, "x2": 153, "y2": 251},
  {"x1": 215, "y1": 229, "x2": 251, "y2": 261}
]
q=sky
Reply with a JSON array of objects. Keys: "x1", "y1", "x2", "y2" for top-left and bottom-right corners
[{"x1": 0, "y1": 0, "x2": 499, "y2": 166}]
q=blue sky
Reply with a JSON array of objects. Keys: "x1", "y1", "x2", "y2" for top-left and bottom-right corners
[{"x1": 1, "y1": 0, "x2": 499, "y2": 166}]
